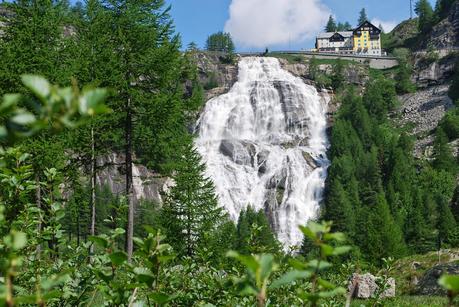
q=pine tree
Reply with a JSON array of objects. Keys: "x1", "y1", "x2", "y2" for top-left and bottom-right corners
[
  {"x1": 415, "y1": 0, "x2": 434, "y2": 33},
  {"x1": 236, "y1": 206, "x2": 280, "y2": 254},
  {"x1": 205, "y1": 32, "x2": 235, "y2": 53},
  {"x1": 96, "y1": 0, "x2": 190, "y2": 260},
  {"x1": 162, "y1": 142, "x2": 225, "y2": 257},
  {"x1": 0, "y1": 0, "x2": 70, "y2": 94},
  {"x1": 358, "y1": 8, "x2": 368, "y2": 25},
  {"x1": 324, "y1": 179, "x2": 355, "y2": 237},
  {"x1": 364, "y1": 194, "x2": 406, "y2": 262},
  {"x1": 437, "y1": 196, "x2": 458, "y2": 247},
  {"x1": 432, "y1": 128, "x2": 457, "y2": 175},
  {"x1": 325, "y1": 15, "x2": 337, "y2": 32}
]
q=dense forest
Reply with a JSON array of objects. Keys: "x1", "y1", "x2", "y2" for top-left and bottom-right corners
[{"x1": 0, "y1": 0, "x2": 458, "y2": 305}]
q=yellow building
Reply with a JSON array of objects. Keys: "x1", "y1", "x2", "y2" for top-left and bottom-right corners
[{"x1": 352, "y1": 21, "x2": 382, "y2": 56}]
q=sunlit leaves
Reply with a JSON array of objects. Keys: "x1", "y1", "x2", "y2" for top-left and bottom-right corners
[{"x1": 0, "y1": 75, "x2": 109, "y2": 146}]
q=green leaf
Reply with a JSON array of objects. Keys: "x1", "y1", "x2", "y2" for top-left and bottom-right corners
[
  {"x1": 79, "y1": 88, "x2": 108, "y2": 115},
  {"x1": 320, "y1": 244, "x2": 334, "y2": 256},
  {"x1": 323, "y1": 232, "x2": 346, "y2": 242},
  {"x1": 259, "y1": 254, "x2": 275, "y2": 280},
  {"x1": 306, "y1": 260, "x2": 331, "y2": 271},
  {"x1": 438, "y1": 275, "x2": 459, "y2": 293},
  {"x1": 299, "y1": 225, "x2": 316, "y2": 241},
  {"x1": 9, "y1": 231, "x2": 27, "y2": 250},
  {"x1": 332, "y1": 246, "x2": 351, "y2": 256},
  {"x1": 227, "y1": 251, "x2": 259, "y2": 273},
  {"x1": 317, "y1": 278, "x2": 336, "y2": 290},
  {"x1": 134, "y1": 267, "x2": 155, "y2": 285},
  {"x1": 21, "y1": 75, "x2": 51, "y2": 99},
  {"x1": 109, "y1": 251, "x2": 128, "y2": 266},
  {"x1": 10, "y1": 113, "x2": 36, "y2": 125},
  {"x1": 0, "y1": 94, "x2": 21, "y2": 111},
  {"x1": 149, "y1": 292, "x2": 174, "y2": 304},
  {"x1": 270, "y1": 270, "x2": 312, "y2": 289},
  {"x1": 88, "y1": 236, "x2": 109, "y2": 249}
]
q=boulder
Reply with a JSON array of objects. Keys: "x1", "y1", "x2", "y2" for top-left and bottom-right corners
[
  {"x1": 416, "y1": 263, "x2": 459, "y2": 296},
  {"x1": 348, "y1": 273, "x2": 396, "y2": 299}
]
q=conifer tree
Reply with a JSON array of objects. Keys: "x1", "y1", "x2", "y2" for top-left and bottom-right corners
[
  {"x1": 236, "y1": 206, "x2": 280, "y2": 254},
  {"x1": 437, "y1": 196, "x2": 458, "y2": 247},
  {"x1": 97, "y1": 0, "x2": 189, "y2": 260},
  {"x1": 324, "y1": 180, "x2": 355, "y2": 237},
  {"x1": 358, "y1": 8, "x2": 368, "y2": 25},
  {"x1": 325, "y1": 15, "x2": 337, "y2": 32},
  {"x1": 162, "y1": 142, "x2": 225, "y2": 257},
  {"x1": 0, "y1": 0, "x2": 72, "y2": 94},
  {"x1": 432, "y1": 128, "x2": 457, "y2": 175},
  {"x1": 415, "y1": 0, "x2": 434, "y2": 33}
]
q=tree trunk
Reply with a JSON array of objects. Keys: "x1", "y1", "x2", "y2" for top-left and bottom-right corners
[
  {"x1": 90, "y1": 125, "x2": 96, "y2": 255},
  {"x1": 126, "y1": 96, "x2": 134, "y2": 262},
  {"x1": 35, "y1": 173, "x2": 42, "y2": 256}
]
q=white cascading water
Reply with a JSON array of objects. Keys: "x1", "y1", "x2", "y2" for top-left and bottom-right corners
[{"x1": 195, "y1": 57, "x2": 329, "y2": 249}]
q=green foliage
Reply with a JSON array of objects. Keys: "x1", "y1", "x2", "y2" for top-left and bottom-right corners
[
  {"x1": 228, "y1": 221, "x2": 351, "y2": 307},
  {"x1": 395, "y1": 59, "x2": 417, "y2": 94},
  {"x1": 415, "y1": 0, "x2": 435, "y2": 34},
  {"x1": 438, "y1": 274, "x2": 459, "y2": 305},
  {"x1": 358, "y1": 8, "x2": 368, "y2": 25},
  {"x1": 324, "y1": 71, "x2": 458, "y2": 266},
  {"x1": 331, "y1": 59, "x2": 345, "y2": 90},
  {"x1": 449, "y1": 61, "x2": 459, "y2": 103},
  {"x1": 325, "y1": 15, "x2": 337, "y2": 32},
  {"x1": 1, "y1": 76, "x2": 108, "y2": 146},
  {"x1": 236, "y1": 206, "x2": 281, "y2": 255},
  {"x1": 205, "y1": 31, "x2": 235, "y2": 54},
  {"x1": 161, "y1": 142, "x2": 225, "y2": 257}
]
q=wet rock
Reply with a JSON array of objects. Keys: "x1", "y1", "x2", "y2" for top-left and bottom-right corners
[
  {"x1": 219, "y1": 140, "x2": 256, "y2": 166},
  {"x1": 302, "y1": 152, "x2": 318, "y2": 169},
  {"x1": 348, "y1": 273, "x2": 396, "y2": 299},
  {"x1": 416, "y1": 263, "x2": 459, "y2": 296}
]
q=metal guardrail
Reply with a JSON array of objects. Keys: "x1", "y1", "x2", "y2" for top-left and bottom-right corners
[{"x1": 237, "y1": 50, "x2": 398, "y2": 60}]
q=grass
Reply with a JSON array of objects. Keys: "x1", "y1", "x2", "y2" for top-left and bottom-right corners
[
  {"x1": 390, "y1": 249, "x2": 459, "y2": 295},
  {"x1": 351, "y1": 295, "x2": 450, "y2": 306}
]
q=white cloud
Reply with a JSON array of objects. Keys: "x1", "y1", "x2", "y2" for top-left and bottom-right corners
[
  {"x1": 371, "y1": 18, "x2": 398, "y2": 33},
  {"x1": 224, "y1": 0, "x2": 330, "y2": 48}
]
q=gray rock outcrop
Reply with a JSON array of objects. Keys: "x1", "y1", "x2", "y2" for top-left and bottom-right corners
[
  {"x1": 397, "y1": 84, "x2": 454, "y2": 157},
  {"x1": 416, "y1": 263, "x2": 459, "y2": 296},
  {"x1": 348, "y1": 273, "x2": 396, "y2": 299},
  {"x1": 95, "y1": 153, "x2": 171, "y2": 205},
  {"x1": 192, "y1": 52, "x2": 238, "y2": 100}
]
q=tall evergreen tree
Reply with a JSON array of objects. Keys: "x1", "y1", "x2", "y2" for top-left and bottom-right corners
[
  {"x1": 205, "y1": 32, "x2": 235, "y2": 53},
  {"x1": 97, "y1": 0, "x2": 190, "y2": 260},
  {"x1": 415, "y1": 0, "x2": 435, "y2": 33},
  {"x1": 236, "y1": 206, "x2": 280, "y2": 254},
  {"x1": 162, "y1": 142, "x2": 225, "y2": 257},
  {"x1": 432, "y1": 128, "x2": 457, "y2": 175},
  {"x1": 325, "y1": 15, "x2": 337, "y2": 32},
  {"x1": 358, "y1": 8, "x2": 368, "y2": 25}
]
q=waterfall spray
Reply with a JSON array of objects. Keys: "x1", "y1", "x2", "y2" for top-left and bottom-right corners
[{"x1": 195, "y1": 57, "x2": 330, "y2": 249}]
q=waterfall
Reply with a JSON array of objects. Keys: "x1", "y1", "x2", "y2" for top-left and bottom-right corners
[{"x1": 195, "y1": 57, "x2": 330, "y2": 249}]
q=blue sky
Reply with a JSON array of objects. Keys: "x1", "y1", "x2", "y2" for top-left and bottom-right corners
[{"x1": 166, "y1": 0, "x2": 436, "y2": 52}]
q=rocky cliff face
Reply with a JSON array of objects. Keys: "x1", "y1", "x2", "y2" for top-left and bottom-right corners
[
  {"x1": 95, "y1": 153, "x2": 172, "y2": 204},
  {"x1": 412, "y1": 52, "x2": 457, "y2": 88},
  {"x1": 423, "y1": 1, "x2": 459, "y2": 50},
  {"x1": 397, "y1": 85, "x2": 454, "y2": 157},
  {"x1": 192, "y1": 52, "x2": 239, "y2": 100}
]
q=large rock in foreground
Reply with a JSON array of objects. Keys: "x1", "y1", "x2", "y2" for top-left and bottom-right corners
[
  {"x1": 416, "y1": 263, "x2": 459, "y2": 296},
  {"x1": 348, "y1": 273, "x2": 396, "y2": 299}
]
